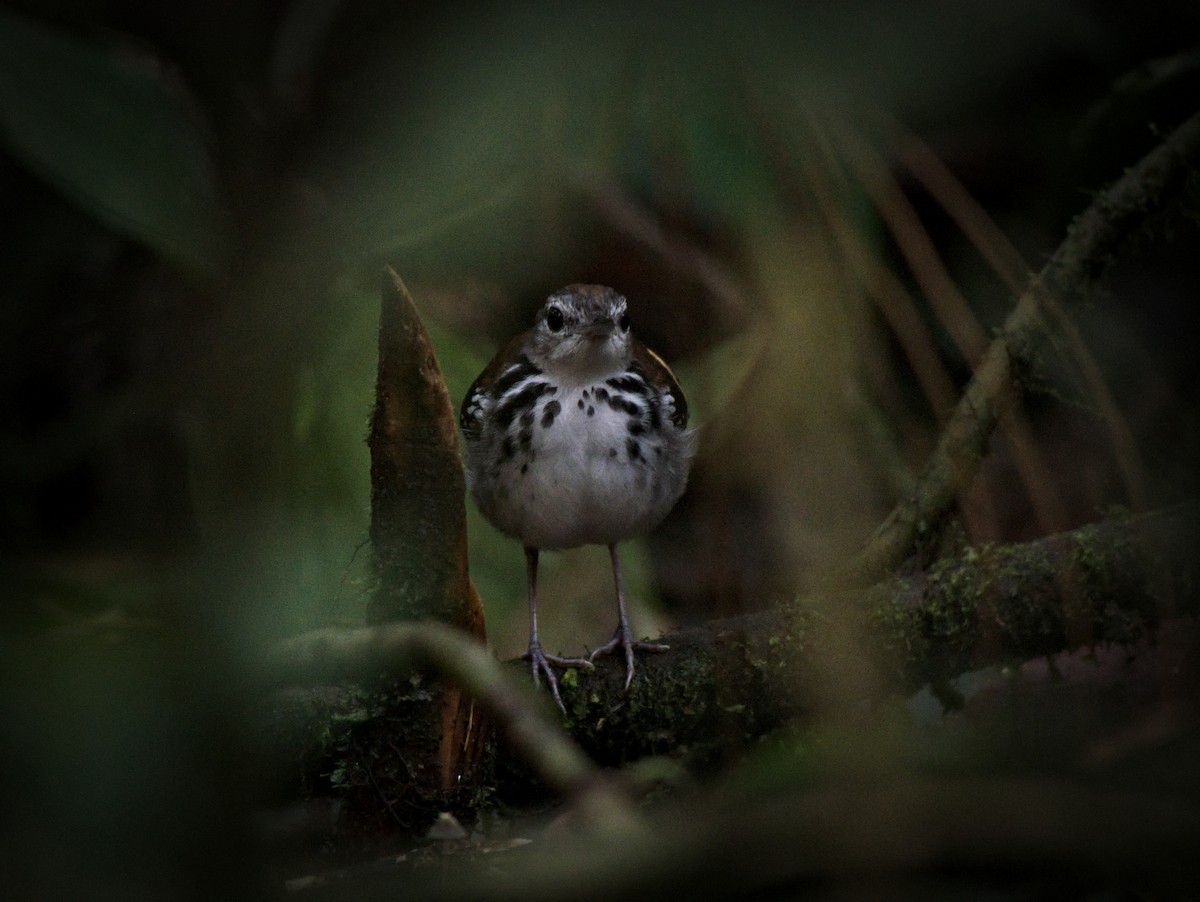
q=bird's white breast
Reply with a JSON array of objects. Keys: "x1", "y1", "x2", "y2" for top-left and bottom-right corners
[{"x1": 471, "y1": 381, "x2": 690, "y2": 550}]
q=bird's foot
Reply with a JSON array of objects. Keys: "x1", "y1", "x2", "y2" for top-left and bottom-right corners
[
  {"x1": 589, "y1": 626, "x2": 669, "y2": 691},
  {"x1": 525, "y1": 643, "x2": 593, "y2": 712}
]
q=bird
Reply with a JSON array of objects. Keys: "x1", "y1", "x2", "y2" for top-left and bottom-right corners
[{"x1": 460, "y1": 284, "x2": 695, "y2": 710}]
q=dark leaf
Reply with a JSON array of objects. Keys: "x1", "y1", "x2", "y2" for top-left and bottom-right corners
[{"x1": 0, "y1": 11, "x2": 229, "y2": 275}]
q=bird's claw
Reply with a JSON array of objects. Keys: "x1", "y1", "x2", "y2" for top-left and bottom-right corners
[
  {"x1": 589, "y1": 626, "x2": 669, "y2": 691},
  {"x1": 526, "y1": 643, "x2": 592, "y2": 712}
]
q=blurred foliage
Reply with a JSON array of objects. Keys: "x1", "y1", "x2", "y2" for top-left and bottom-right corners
[
  {"x1": 0, "y1": 10, "x2": 229, "y2": 273},
  {"x1": 2, "y1": 0, "x2": 1200, "y2": 898}
]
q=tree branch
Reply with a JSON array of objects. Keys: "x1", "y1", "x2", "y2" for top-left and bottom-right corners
[
  {"x1": 267, "y1": 621, "x2": 600, "y2": 802},
  {"x1": 547, "y1": 503, "x2": 1198, "y2": 760},
  {"x1": 846, "y1": 110, "x2": 1200, "y2": 584},
  {"x1": 269, "y1": 503, "x2": 1199, "y2": 776}
]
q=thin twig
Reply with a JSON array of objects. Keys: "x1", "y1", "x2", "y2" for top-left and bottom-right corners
[
  {"x1": 832, "y1": 120, "x2": 1071, "y2": 544},
  {"x1": 572, "y1": 170, "x2": 749, "y2": 323},
  {"x1": 845, "y1": 109, "x2": 1200, "y2": 584},
  {"x1": 891, "y1": 123, "x2": 1149, "y2": 516},
  {"x1": 799, "y1": 120, "x2": 959, "y2": 424}
]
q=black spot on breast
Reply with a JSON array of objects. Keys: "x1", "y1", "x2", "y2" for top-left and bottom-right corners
[
  {"x1": 649, "y1": 404, "x2": 661, "y2": 431},
  {"x1": 519, "y1": 427, "x2": 532, "y2": 450},
  {"x1": 500, "y1": 437, "x2": 514, "y2": 460},
  {"x1": 582, "y1": 388, "x2": 590, "y2": 399},
  {"x1": 628, "y1": 420, "x2": 645, "y2": 436},
  {"x1": 595, "y1": 387, "x2": 609, "y2": 402},
  {"x1": 587, "y1": 406, "x2": 595, "y2": 417},
  {"x1": 577, "y1": 398, "x2": 585, "y2": 409},
  {"x1": 520, "y1": 463, "x2": 528, "y2": 475},
  {"x1": 608, "y1": 447, "x2": 617, "y2": 458},
  {"x1": 519, "y1": 409, "x2": 535, "y2": 429},
  {"x1": 608, "y1": 395, "x2": 638, "y2": 416},
  {"x1": 626, "y1": 437, "x2": 642, "y2": 460},
  {"x1": 541, "y1": 400, "x2": 561, "y2": 428}
]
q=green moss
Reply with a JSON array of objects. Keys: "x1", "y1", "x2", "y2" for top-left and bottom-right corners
[
  {"x1": 867, "y1": 532, "x2": 1110, "y2": 689},
  {"x1": 326, "y1": 673, "x2": 484, "y2": 838},
  {"x1": 866, "y1": 512, "x2": 1171, "y2": 696},
  {"x1": 553, "y1": 636, "x2": 730, "y2": 768},
  {"x1": 990, "y1": 538, "x2": 1060, "y2": 645},
  {"x1": 1071, "y1": 520, "x2": 1125, "y2": 596},
  {"x1": 1068, "y1": 515, "x2": 1152, "y2": 645}
]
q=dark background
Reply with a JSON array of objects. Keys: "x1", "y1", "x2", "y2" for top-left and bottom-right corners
[{"x1": 2, "y1": 1, "x2": 1198, "y2": 897}]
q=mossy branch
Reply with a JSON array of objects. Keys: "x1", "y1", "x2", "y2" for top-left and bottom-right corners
[
  {"x1": 847, "y1": 110, "x2": 1200, "y2": 584},
  {"x1": 267, "y1": 621, "x2": 603, "y2": 802},
  {"x1": 542, "y1": 503, "x2": 1198, "y2": 759},
  {"x1": 270, "y1": 503, "x2": 1198, "y2": 777}
]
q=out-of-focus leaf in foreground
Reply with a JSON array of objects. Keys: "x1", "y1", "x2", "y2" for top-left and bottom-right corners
[{"x1": 0, "y1": 10, "x2": 229, "y2": 275}]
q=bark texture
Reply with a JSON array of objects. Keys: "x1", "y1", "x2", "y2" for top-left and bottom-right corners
[
  {"x1": 268, "y1": 503, "x2": 1199, "y2": 790},
  {"x1": 362, "y1": 267, "x2": 488, "y2": 810}
]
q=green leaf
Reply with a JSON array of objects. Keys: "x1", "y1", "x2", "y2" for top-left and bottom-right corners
[{"x1": 0, "y1": 11, "x2": 229, "y2": 275}]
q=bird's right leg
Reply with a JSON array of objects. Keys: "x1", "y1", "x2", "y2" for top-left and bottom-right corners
[{"x1": 523, "y1": 546, "x2": 592, "y2": 712}]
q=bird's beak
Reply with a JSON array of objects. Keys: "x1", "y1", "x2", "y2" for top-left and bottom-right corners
[{"x1": 581, "y1": 321, "x2": 616, "y2": 340}]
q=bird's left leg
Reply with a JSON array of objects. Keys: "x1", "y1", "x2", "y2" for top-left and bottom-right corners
[{"x1": 588, "y1": 543, "x2": 669, "y2": 690}]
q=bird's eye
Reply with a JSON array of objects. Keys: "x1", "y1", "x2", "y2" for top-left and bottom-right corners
[
  {"x1": 545, "y1": 305, "x2": 565, "y2": 332},
  {"x1": 618, "y1": 312, "x2": 630, "y2": 332}
]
